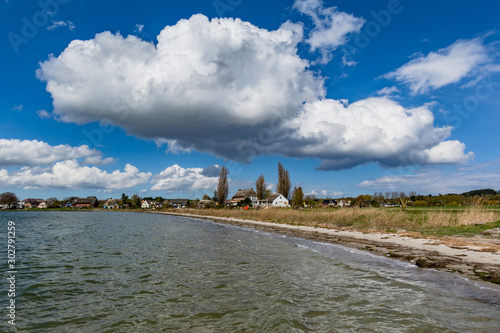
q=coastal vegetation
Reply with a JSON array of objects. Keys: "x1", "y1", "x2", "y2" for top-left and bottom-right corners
[
  {"x1": 162, "y1": 200, "x2": 500, "y2": 238},
  {"x1": 3, "y1": 182, "x2": 500, "y2": 239}
]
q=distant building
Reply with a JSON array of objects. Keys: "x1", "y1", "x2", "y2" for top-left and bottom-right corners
[
  {"x1": 72, "y1": 197, "x2": 99, "y2": 208},
  {"x1": 260, "y1": 194, "x2": 289, "y2": 207},
  {"x1": 321, "y1": 199, "x2": 351, "y2": 208},
  {"x1": 23, "y1": 198, "x2": 44, "y2": 208},
  {"x1": 141, "y1": 199, "x2": 154, "y2": 209},
  {"x1": 231, "y1": 189, "x2": 258, "y2": 206},
  {"x1": 8, "y1": 202, "x2": 23, "y2": 209},
  {"x1": 103, "y1": 198, "x2": 121, "y2": 209},
  {"x1": 322, "y1": 199, "x2": 337, "y2": 208},
  {"x1": 170, "y1": 199, "x2": 190, "y2": 208},
  {"x1": 337, "y1": 199, "x2": 351, "y2": 207},
  {"x1": 198, "y1": 199, "x2": 214, "y2": 208}
]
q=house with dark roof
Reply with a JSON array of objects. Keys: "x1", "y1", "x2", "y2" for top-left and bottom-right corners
[
  {"x1": 72, "y1": 196, "x2": 99, "y2": 208},
  {"x1": 170, "y1": 199, "x2": 189, "y2": 208},
  {"x1": 230, "y1": 188, "x2": 258, "y2": 206},
  {"x1": 322, "y1": 199, "x2": 337, "y2": 208}
]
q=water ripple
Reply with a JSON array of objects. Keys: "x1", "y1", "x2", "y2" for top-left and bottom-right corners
[{"x1": 1, "y1": 211, "x2": 499, "y2": 332}]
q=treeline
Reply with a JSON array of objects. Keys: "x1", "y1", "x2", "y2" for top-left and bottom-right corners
[
  {"x1": 343, "y1": 189, "x2": 500, "y2": 207},
  {"x1": 2, "y1": 188, "x2": 499, "y2": 210}
]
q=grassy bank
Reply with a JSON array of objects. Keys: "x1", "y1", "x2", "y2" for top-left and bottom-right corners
[{"x1": 165, "y1": 207, "x2": 500, "y2": 238}]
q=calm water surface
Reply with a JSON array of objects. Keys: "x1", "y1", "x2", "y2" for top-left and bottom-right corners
[{"x1": 1, "y1": 211, "x2": 499, "y2": 332}]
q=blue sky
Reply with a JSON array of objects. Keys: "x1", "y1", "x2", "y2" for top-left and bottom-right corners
[{"x1": 1, "y1": 0, "x2": 499, "y2": 200}]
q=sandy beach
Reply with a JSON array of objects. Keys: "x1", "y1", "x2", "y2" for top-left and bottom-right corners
[{"x1": 156, "y1": 211, "x2": 500, "y2": 287}]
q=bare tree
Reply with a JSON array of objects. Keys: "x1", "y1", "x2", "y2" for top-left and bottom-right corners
[
  {"x1": 255, "y1": 174, "x2": 266, "y2": 200},
  {"x1": 0, "y1": 192, "x2": 18, "y2": 206},
  {"x1": 216, "y1": 166, "x2": 229, "y2": 206},
  {"x1": 277, "y1": 162, "x2": 291, "y2": 199}
]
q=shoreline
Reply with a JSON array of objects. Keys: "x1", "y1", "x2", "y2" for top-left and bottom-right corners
[{"x1": 153, "y1": 211, "x2": 500, "y2": 287}]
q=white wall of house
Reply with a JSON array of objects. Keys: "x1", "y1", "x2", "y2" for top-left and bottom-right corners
[
  {"x1": 271, "y1": 195, "x2": 289, "y2": 207},
  {"x1": 259, "y1": 194, "x2": 290, "y2": 207},
  {"x1": 249, "y1": 196, "x2": 259, "y2": 207}
]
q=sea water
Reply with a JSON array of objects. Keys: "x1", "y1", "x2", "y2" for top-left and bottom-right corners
[{"x1": 1, "y1": 211, "x2": 499, "y2": 332}]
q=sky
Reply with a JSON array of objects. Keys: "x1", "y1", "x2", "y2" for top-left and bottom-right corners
[{"x1": 1, "y1": 0, "x2": 499, "y2": 200}]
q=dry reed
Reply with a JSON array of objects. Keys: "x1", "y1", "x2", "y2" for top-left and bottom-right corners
[{"x1": 166, "y1": 204, "x2": 500, "y2": 231}]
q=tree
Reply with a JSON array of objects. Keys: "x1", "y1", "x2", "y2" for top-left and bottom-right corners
[
  {"x1": 131, "y1": 194, "x2": 141, "y2": 208},
  {"x1": 216, "y1": 166, "x2": 229, "y2": 206},
  {"x1": 202, "y1": 194, "x2": 211, "y2": 200},
  {"x1": 291, "y1": 186, "x2": 304, "y2": 207},
  {"x1": 304, "y1": 194, "x2": 317, "y2": 208},
  {"x1": 355, "y1": 195, "x2": 365, "y2": 207},
  {"x1": 0, "y1": 192, "x2": 18, "y2": 206},
  {"x1": 237, "y1": 197, "x2": 252, "y2": 207},
  {"x1": 121, "y1": 193, "x2": 129, "y2": 206},
  {"x1": 277, "y1": 162, "x2": 291, "y2": 199},
  {"x1": 255, "y1": 174, "x2": 266, "y2": 200}
]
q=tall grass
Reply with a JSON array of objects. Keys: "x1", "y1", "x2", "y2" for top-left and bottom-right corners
[
  {"x1": 166, "y1": 205, "x2": 500, "y2": 231},
  {"x1": 456, "y1": 196, "x2": 498, "y2": 225}
]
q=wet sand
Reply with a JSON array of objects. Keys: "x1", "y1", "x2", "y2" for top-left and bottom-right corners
[{"x1": 156, "y1": 211, "x2": 500, "y2": 286}]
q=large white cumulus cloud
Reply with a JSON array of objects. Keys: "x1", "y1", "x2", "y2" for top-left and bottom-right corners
[
  {"x1": 37, "y1": 14, "x2": 472, "y2": 170},
  {"x1": 0, "y1": 139, "x2": 114, "y2": 167},
  {"x1": 38, "y1": 14, "x2": 323, "y2": 159},
  {"x1": 282, "y1": 98, "x2": 474, "y2": 169},
  {"x1": 0, "y1": 160, "x2": 151, "y2": 190}
]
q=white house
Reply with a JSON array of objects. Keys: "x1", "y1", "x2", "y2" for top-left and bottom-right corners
[
  {"x1": 260, "y1": 194, "x2": 289, "y2": 207},
  {"x1": 141, "y1": 200, "x2": 154, "y2": 209},
  {"x1": 337, "y1": 199, "x2": 351, "y2": 207}
]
